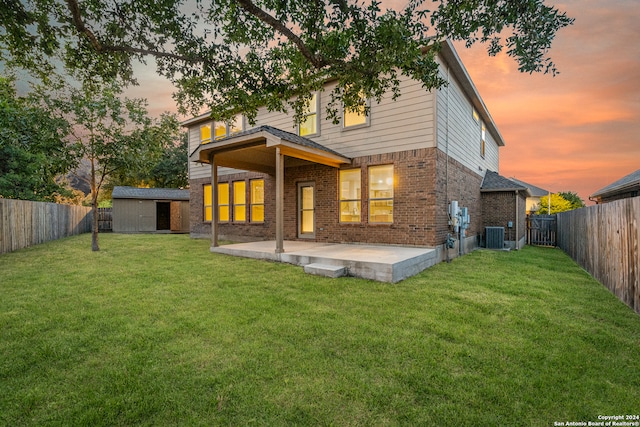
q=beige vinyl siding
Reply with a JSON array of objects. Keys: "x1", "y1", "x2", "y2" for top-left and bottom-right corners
[
  {"x1": 311, "y1": 77, "x2": 435, "y2": 158},
  {"x1": 188, "y1": 75, "x2": 437, "y2": 179},
  {"x1": 435, "y1": 62, "x2": 499, "y2": 175},
  {"x1": 188, "y1": 120, "x2": 248, "y2": 180}
]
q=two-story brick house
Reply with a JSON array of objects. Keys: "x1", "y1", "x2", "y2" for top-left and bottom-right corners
[{"x1": 184, "y1": 40, "x2": 512, "y2": 260}]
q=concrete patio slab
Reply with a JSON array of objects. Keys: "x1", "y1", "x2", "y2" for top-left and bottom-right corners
[{"x1": 210, "y1": 241, "x2": 438, "y2": 282}]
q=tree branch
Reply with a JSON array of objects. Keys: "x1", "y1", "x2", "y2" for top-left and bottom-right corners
[
  {"x1": 235, "y1": 0, "x2": 326, "y2": 68},
  {"x1": 64, "y1": 0, "x2": 203, "y2": 64}
]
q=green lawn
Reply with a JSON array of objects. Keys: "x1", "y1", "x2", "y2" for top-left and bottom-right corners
[{"x1": 1, "y1": 234, "x2": 639, "y2": 426}]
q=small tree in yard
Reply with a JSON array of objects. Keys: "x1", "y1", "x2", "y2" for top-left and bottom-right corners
[
  {"x1": 58, "y1": 80, "x2": 176, "y2": 251},
  {"x1": 537, "y1": 193, "x2": 573, "y2": 215},
  {"x1": 558, "y1": 191, "x2": 586, "y2": 210}
]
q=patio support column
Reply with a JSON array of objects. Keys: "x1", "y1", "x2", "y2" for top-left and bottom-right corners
[
  {"x1": 210, "y1": 153, "x2": 219, "y2": 248},
  {"x1": 275, "y1": 147, "x2": 284, "y2": 253}
]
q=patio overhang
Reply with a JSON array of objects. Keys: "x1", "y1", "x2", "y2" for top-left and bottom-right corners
[
  {"x1": 191, "y1": 125, "x2": 351, "y2": 255},
  {"x1": 189, "y1": 125, "x2": 351, "y2": 174}
]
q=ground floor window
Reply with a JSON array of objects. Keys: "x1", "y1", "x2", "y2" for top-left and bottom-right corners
[
  {"x1": 250, "y1": 179, "x2": 265, "y2": 222},
  {"x1": 339, "y1": 169, "x2": 361, "y2": 223},
  {"x1": 218, "y1": 183, "x2": 230, "y2": 222},
  {"x1": 369, "y1": 165, "x2": 394, "y2": 223},
  {"x1": 203, "y1": 184, "x2": 212, "y2": 221},
  {"x1": 233, "y1": 181, "x2": 246, "y2": 222}
]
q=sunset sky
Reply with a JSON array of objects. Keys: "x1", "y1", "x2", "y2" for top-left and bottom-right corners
[{"x1": 129, "y1": 0, "x2": 639, "y2": 205}]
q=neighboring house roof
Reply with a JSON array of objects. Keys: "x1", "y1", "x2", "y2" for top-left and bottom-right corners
[
  {"x1": 591, "y1": 169, "x2": 640, "y2": 199},
  {"x1": 508, "y1": 178, "x2": 549, "y2": 197},
  {"x1": 481, "y1": 170, "x2": 531, "y2": 196},
  {"x1": 112, "y1": 186, "x2": 189, "y2": 201}
]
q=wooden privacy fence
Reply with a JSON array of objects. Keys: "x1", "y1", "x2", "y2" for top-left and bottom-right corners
[
  {"x1": 98, "y1": 208, "x2": 113, "y2": 232},
  {"x1": 527, "y1": 214, "x2": 557, "y2": 246},
  {"x1": 557, "y1": 197, "x2": 639, "y2": 314},
  {"x1": 0, "y1": 198, "x2": 92, "y2": 255}
]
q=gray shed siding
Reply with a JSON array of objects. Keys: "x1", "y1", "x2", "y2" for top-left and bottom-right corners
[
  {"x1": 113, "y1": 199, "x2": 190, "y2": 233},
  {"x1": 113, "y1": 199, "x2": 156, "y2": 233}
]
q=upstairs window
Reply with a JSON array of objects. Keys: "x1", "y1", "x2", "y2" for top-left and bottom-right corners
[
  {"x1": 343, "y1": 93, "x2": 369, "y2": 128},
  {"x1": 214, "y1": 122, "x2": 227, "y2": 140},
  {"x1": 229, "y1": 114, "x2": 243, "y2": 136},
  {"x1": 200, "y1": 123, "x2": 212, "y2": 144},
  {"x1": 369, "y1": 165, "x2": 394, "y2": 224},
  {"x1": 299, "y1": 93, "x2": 319, "y2": 137},
  {"x1": 339, "y1": 169, "x2": 361, "y2": 223},
  {"x1": 214, "y1": 114, "x2": 244, "y2": 140},
  {"x1": 473, "y1": 108, "x2": 480, "y2": 123}
]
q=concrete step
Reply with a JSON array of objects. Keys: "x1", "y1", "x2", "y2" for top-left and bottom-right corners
[{"x1": 303, "y1": 263, "x2": 347, "y2": 278}]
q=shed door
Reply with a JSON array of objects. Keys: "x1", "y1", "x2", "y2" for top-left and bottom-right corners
[
  {"x1": 170, "y1": 201, "x2": 182, "y2": 232},
  {"x1": 156, "y1": 202, "x2": 171, "y2": 231}
]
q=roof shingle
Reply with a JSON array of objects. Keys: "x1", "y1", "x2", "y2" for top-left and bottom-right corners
[{"x1": 112, "y1": 186, "x2": 189, "y2": 201}]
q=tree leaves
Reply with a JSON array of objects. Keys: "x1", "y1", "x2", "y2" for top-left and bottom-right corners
[{"x1": 1, "y1": 0, "x2": 573, "y2": 124}]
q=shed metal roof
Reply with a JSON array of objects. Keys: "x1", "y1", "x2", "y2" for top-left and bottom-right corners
[{"x1": 112, "y1": 186, "x2": 190, "y2": 201}]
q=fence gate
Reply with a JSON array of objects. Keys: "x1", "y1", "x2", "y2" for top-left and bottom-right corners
[
  {"x1": 98, "y1": 208, "x2": 113, "y2": 232},
  {"x1": 527, "y1": 214, "x2": 557, "y2": 246}
]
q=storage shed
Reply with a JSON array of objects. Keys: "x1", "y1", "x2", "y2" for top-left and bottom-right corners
[{"x1": 112, "y1": 186, "x2": 190, "y2": 233}]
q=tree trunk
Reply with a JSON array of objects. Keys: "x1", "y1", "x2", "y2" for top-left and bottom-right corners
[{"x1": 90, "y1": 157, "x2": 100, "y2": 251}]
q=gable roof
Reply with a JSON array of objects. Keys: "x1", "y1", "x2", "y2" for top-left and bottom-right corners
[
  {"x1": 481, "y1": 170, "x2": 531, "y2": 196},
  {"x1": 591, "y1": 169, "x2": 640, "y2": 199},
  {"x1": 112, "y1": 186, "x2": 189, "y2": 201},
  {"x1": 508, "y1": 178, "x2": 549, "y2": 197}
]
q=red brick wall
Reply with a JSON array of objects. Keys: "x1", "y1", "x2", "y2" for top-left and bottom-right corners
[
  {"x1": 190, "y1": 147, "x2": 485, "y2": 247},
  {"x1": 481, "y1": 191, "x2": 527, "y2": 244},
  {"x1": 435, "y1": 150, "x2": 483, "y2": 246}
]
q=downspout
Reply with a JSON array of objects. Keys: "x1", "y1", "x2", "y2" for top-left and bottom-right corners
[{"x1": 445, "y1": 64, "x2": 451, "y2": 262}]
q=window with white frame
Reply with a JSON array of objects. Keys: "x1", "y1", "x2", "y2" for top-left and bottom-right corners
[
  {"x1": 299, "y1": 93, "x2": 319, "y2": 137},
  {"x1": 200, "y1": 123, "x2": 212, "y2": 144},
  {"x1": 339, "y1": 169, "x2": 361, "y2": 223},
  {"x1": 214, "y1": 114, "x2": 244, "y2": 140},
  {"x1": 368, "y1": 165, "x2": 394, "y2": 224},
  {"x1": 343, "y1": 93, "x2": 369, "y2": 128},
  {"x1": 218, "y1": 183, "x2": 230, "y2": 222},
  {"x1": 250, "y1": 179, "x2": 265, "y2": 223},
  {"x1": 233, "y1": 181, "x2": 246, "y2": 222}
]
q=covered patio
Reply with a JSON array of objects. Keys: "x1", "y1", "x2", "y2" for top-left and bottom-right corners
[
  {"x1": 190, "y1": 125, "x2": 351, "y2": 254},
  {"x1": 211, "y1": 240, "x2": 438, "y2": 283}
]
